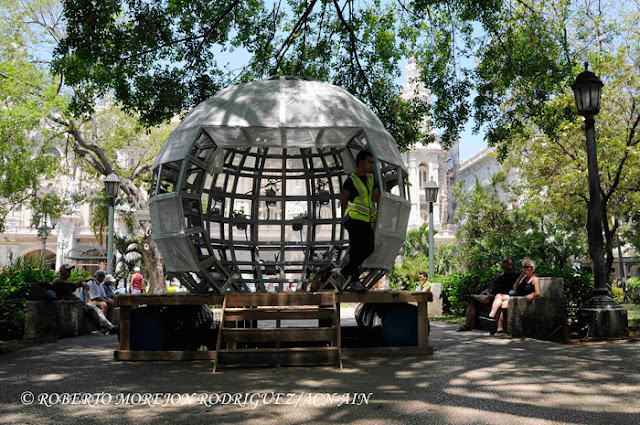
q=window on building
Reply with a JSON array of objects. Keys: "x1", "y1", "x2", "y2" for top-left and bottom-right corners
[{"x1": 419, "y1": 164, "x2": 429, "y2": 187}]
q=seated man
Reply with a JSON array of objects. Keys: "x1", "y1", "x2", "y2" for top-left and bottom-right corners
[
  {"x1": 419, "y1": 272, "x2": 429, "y2": 291},
  {"x1": 457, "y1": 257, "x2": 520, "y2": 332},
  {"x1": 103, "y1": 274, "x2": 116, "y2": 298},
  {"x1": 50, "y1": 264, "x2": 118, "y2": 335},
  {"x1": 87, "y1": 270, "x2": 115, "y2": 322}
]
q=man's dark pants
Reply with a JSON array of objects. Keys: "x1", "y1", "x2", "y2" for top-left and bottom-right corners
[
  {"x1": 342, "y1": 218, "x2": 375, "y2": 283},
  {"x1": 465, "y1": 294, "x2": 495, "y2": 328}
]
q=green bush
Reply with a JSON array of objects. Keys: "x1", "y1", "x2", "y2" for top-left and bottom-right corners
[
  {"x1": 611, "y1": 285, "x2": 624, "y2": 303},
  {"x1": 440, "y1": 267, "x2": 501, "y2": 315},
  {"x1": 439, "y1": 264, "x2": 594, "y2": 326},
  {"x1": 388, "y1": 254, "x2": 429, "y2": 291},
  {"x1": 626, "y1": 277, "x2": 640, "y2": 304},
  {"x1": 0, "y1": 258, "x2": 57, "y2": 340}
]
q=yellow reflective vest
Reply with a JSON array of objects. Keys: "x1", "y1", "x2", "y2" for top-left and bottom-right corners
[{"x1": 344, "y1": 173, "x2": 377, "y2": 223}]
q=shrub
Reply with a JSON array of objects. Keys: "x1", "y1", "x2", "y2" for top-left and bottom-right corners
[
  {"x1": 440, "y1": 267, "x2": 501, "y2": 315},
  {"x1": 0, "y1": 258, "x2": 57, "y2": 340},
  {"x1": 388, "y1": 254, "x2": 429, "y2": 291},
  {"x1": 611, "y1": 285, "x2": 624, "y2": 303},
  {"x1": 439, "y1": 264, "x2": 594, "y2": 326},
  {"x1": 626, "y1": 277, "x2": 640, "y2": 304}
]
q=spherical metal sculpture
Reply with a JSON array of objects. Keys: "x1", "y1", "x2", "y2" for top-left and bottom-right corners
[{"x1": 150, "y1": 76, "x2": 411, "y2": 293}]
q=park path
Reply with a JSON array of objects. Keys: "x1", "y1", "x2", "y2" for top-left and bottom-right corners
[{"x1": 1, "y1": 317, "x2": 639, "y2": 425}]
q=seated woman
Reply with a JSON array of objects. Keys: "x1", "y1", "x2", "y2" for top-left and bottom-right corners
[{"x1": 486, "y1": 258, "x2": 541, "y2": 334}]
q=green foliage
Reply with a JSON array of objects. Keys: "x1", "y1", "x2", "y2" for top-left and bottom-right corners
[
  {"x1": 455, "y1": 179, "x2": 585, "y2": 272},
  {"x1": 52, "y1": 0, "x2": 429, "y2": 150},
  {"x1": 434, "y1": 243, "x2": 458, "y2": 275},
  {"x1": 400, "y1": 223, "x2": 429, "y2": 257},
  {"x1": 626, "y1": 277, "x2": 640, "y2": 304},
  {"x1": 0, "y1": 257, "x2": 57, "y2": 340},
  {"x1": 0, "y1": 2, "x2": 65, "y2": 231},
  {"x1": 389, "y1": 254, "x2": 429, "y2": 291},
  {"x1": 69, "y1": 268, "x2": 90, "y2": 281},
  {"x1": 112, "y1": 234, "x2": 145, "y2": 282},
  {"x1": 611, "y1": 285, "x2": 624, "y2": 304},
  {"x1": 441, "y1": 267, "x2": 501, "y2": 315}
]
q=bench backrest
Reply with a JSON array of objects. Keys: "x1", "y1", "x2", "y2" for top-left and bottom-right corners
[{"x1": 538, "y1": 277, "x2": 564, "y2": 298}]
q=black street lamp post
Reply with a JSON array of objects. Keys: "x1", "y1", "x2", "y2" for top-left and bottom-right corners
[
  {"x1": 424, "y1": 178, "x2": 439, "y2": 278},
  {"x1": 571, "y1": 63, "x2": 627, "y2": 337},
  {"x1": 104, "y1": 173, "x2": 121, "y2": 275}
]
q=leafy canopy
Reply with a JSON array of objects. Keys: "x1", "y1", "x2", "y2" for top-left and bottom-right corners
[{"x1": 52, "y1": 0, "x2": 429, "y2": 150}]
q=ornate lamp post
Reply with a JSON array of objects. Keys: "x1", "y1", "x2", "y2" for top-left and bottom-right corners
[
  {"x1": 104, "y1": 173, "x2": 121, "y2": 274},
  {"x1": 571, "y1": 63, "x2": 627, "y2": 337},
  {"x1": 424, "y1": 178, "x2": 439, "y2": 278},
  {"x1": 34, "y1": 212, "x2": 57, "y2": 264}
]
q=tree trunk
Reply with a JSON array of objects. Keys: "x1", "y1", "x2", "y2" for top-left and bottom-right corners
[
  {"x1": 603, "y1": 221, "x2": 616, "y2": 286},
  {"x1": 139, "y1": 221, "x2": 166, "y2": 294},
  {"x1": 119, "y1": 179, "x2": 166, "y2": 294}
]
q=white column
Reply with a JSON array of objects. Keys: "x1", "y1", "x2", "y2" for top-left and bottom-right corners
[{"x1": 407, "y1": 155, "x2": 421, "y2": 228}]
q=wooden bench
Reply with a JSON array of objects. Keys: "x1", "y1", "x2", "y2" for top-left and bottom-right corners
[{"x1": 114, "y1": 291, "x2": 433, "y2": 363}]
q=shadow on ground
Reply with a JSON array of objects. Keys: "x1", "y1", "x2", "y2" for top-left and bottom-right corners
[{"x1": 1, "y1": 322, "x2": 639, "y2": 425}]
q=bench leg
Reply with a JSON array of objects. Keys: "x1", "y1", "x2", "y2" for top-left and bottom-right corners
[
  {"x1": 418, "y1": 301, "x2": 428, "y2": 350},
  {"x1": 119, "y1": 306, "x2": 131, "y2": 351}
]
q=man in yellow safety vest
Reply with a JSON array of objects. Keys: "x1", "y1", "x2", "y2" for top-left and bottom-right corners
[{"x1": 336, "y1": 150, "x2": 380, "y2": 291}]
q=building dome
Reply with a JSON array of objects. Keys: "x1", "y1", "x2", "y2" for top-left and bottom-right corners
[{"x1": 150, "y1": 77, "x2": 411, "y2": 293}]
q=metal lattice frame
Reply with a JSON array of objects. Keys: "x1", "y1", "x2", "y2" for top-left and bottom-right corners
[{"x1": 150, "y1": 77, "x2": 411, "y2": 293}]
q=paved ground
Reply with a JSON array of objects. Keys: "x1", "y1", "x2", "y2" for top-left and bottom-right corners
[{"x1": 1, "y1": 316, "x2": 639, "y2": 425}]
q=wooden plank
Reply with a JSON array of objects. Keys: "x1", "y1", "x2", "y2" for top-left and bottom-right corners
[
  {"x1": 119, "y1": 306, "x2": 131, "y2": 351},
  {"x1": 221, "y1": 327, "x2": 336, "y2": 343},
  {"x1": 217, "y1": 347, "x2": 338, "y2": 367},
  {"x1": 223, "y1": 308, "x2": 335, "y2": 321},
  {"x1": 337, "y1": 291, "x2": 432, "y2": 303},
  {"x1": 114, "y1": 291, "x2": 431, "y2": 307},
  {"x1": 333, "y1": 294, "x2": 343, "y2": 369},
  {"x1": 115, "y1": 293, "x2": 225, "y2": 306},
  {"x1": 213, "y1": 295, "x2": 228, "y2": 373},
  {"x1": 417, "y1": 301, "x2": 428, "y2": 349},
  {"x1": 115, "y1": 350, "x2": 216, "y2": 361},
  {"x1": 217, "y1": 346, "x2": 339, "y2": 354},
  {"x1": 224, "y1": 292, "x2": 336, "y2": 307}
]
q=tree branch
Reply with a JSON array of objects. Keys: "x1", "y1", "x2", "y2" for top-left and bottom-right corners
[
  {"x1": 129, "y1": 164, "x2": 151, "y2": 181},
  {"x1": 271, "y1": 0, "x2": 318, "y2": 74},
  {"x1": 332, "y1": 0, "x2": 380, "y2": 112},
  {"x1": 118, "y1": 0, "x2": 241, "y2": 65},
  {"x1": 48, "y1": 115, "x2": 113, "y2": 175}
]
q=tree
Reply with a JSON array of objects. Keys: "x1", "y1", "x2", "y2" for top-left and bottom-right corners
[
  {"x1": 413, "y1": 0, "x2": 640, "y2": 281},
  {"x1": 3, "y1": 0, "x2": 176, "y2": 292},
  {"x1": 454, "y1": 178, "x2": 585, "y2": 271},
  {"x1": 0, "y1": 0, "x2": 64, "y2": 231},
  {"x1": 51, "y1": 0, "x2": 430, "y2": 150}
]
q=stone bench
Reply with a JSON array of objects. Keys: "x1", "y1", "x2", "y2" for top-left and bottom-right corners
[
  {"x1": 24, "y1": 301, "x2": 121, "y2": 341},
  {"x1": 24, "y1": 300, "x2": 90, "y2": 341},
  {"x1": 506, "y1": 277, "x2": 567, "y2": 341},
  {"x1": 428, "y1": 282, "x2": 443, "y2": 317}
]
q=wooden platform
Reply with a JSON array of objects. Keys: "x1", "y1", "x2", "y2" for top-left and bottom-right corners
[{"x1": 114, "y1": 291, "x2": 433, "y2": 365}]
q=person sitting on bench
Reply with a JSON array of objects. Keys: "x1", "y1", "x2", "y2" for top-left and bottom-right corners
[
  {"x1": 85, "y1": 270, "x2": 115, "y2": 322},
  {"x1": 50, "y1": 264, "x2": 118, "y2": 335},
  {"x1": 485, "y1": 258, "x2": 541, "y2": 334},
  {"x1": 457, "y1": 257, "x2": 520, "y2": 332}
]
